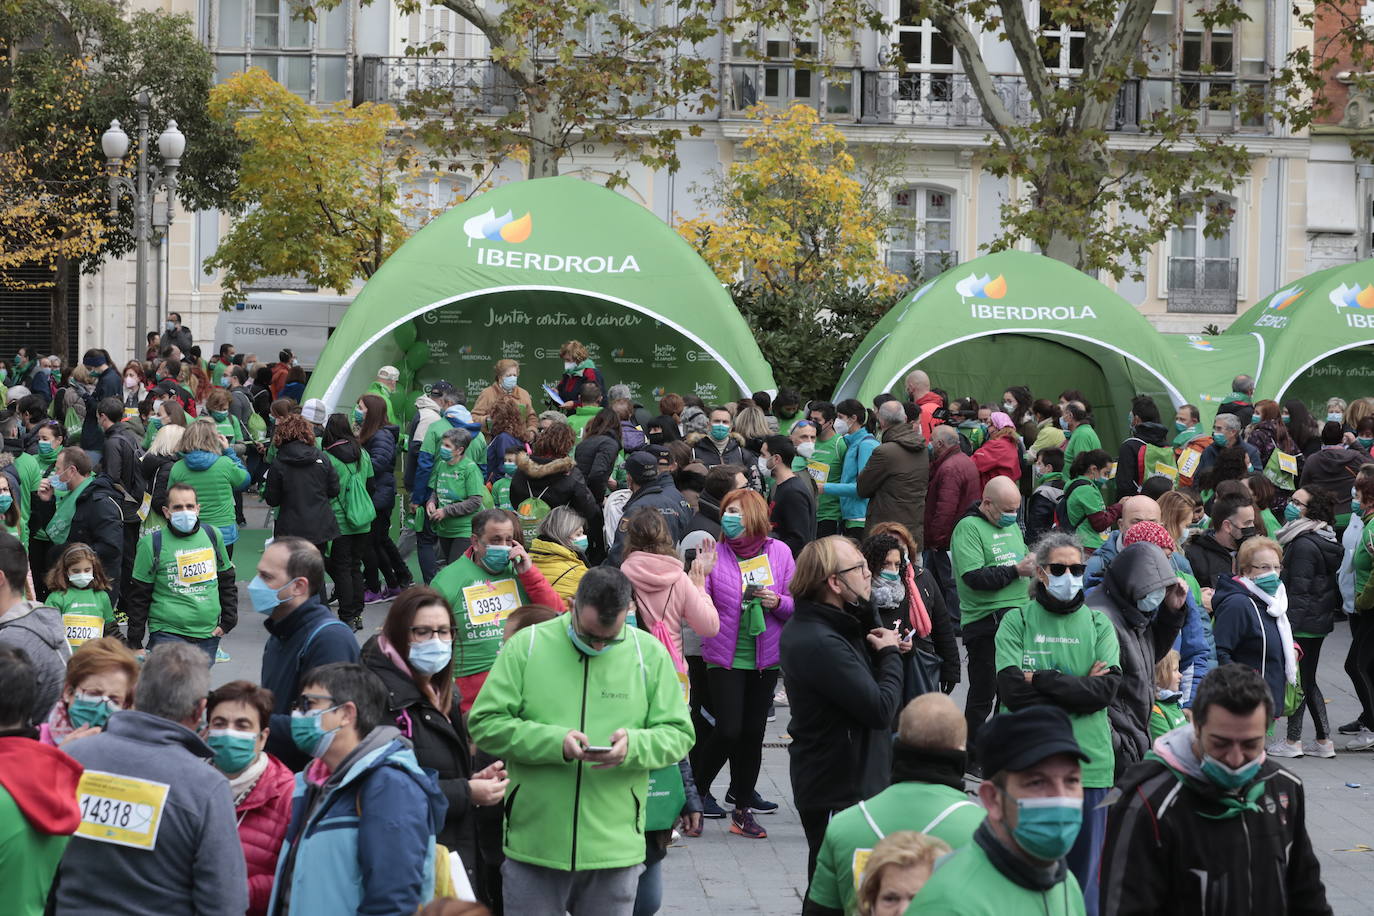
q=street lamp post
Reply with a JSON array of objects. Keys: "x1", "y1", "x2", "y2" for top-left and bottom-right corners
[{"x1": 102, "y1": 90, "x2": 186, "y2": 359}]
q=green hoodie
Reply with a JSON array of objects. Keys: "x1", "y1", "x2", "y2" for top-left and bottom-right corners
[
  {"x1": 567, "y1": 405, "x2": 601, "y2": 444},
  {"x1": 1062, "y1": 423, "x2": 1101, "y2": 470},
  {"x1": 908, "y1": 824, "x2": 1086, "y2": 914},
  {"x1": 468, "y1": 617, "x2": 694, "y2": 871}
]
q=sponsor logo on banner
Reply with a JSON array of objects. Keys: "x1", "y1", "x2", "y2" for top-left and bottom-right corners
[
  {"x1": 464, "y1": 206, "x2": 640, "y2": 273},
  {"x1": 651, "y1": 386, "x2": 667, "y2": 398},
  {"x1": 463, "y1": 209, "x2": 533, "y2": 246},
  {"x1": 1331, "y1": 281, "x2": 1374, "y2": 328},
  {"x1": 685, "y1": 349, "x2": 714, "y2": 362},
  {"x1": 502, "y1": 340, "x2": 525, "y2": 359},
  {"x1": 955, "y1": 271, "x2": 1097, "y2": 321},
  {"x1": 955, "y1": 272, "x2": 1008, "y2": 302},
  {"x1": 610, "y1": 347, "x2": 643, "y2": 364},
  {"x1": 1188, "y1": 336, "x2": 1216, "y2": 351},
  {"x1": 1254, "y1": 285, "x2": 1303, "y2": 328},
  {"x1": 693, "y1": 382, "x2": 719, "y2": 400}
]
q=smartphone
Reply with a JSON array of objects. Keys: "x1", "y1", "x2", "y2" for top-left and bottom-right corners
[
  {"x1": 744, "y1": 584, "x2": 761, "y2": 598},
  {"x1": 583, "y1": 745, "x2": 613, "y2": 754},
  {"x1": 683, "y1": 548, "x2": 697, "y2": 573}
]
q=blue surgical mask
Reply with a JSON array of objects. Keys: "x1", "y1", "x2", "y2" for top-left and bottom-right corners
[
  {"x1": 1046, "y1": 572, "x2": 1083, "y2": 602},
  {"x1": 211, "y1": 410, "x2": 228, "y2": 422},
  {"x1": 51, "y1": 474, "x2": 69, "y2": 493},
  {"x1": 408, "y1": 637, "x2": 453, "y2": 675},
  {"x1": 1201, "y1": 751, "x2": 1264, "y2": 792},
  {"x1": 1252, "y1": 572, "x2": 1281, "y2": 596},
  {"x1": 1138, "y1": 586, "x2": 1167, "y2": 614},
  {"x1": 1059, "y1": 416, "x2": 1070, "y2": 430},
  {"x1": 207, "y1": 728, "x2": 259, "y2": 775},
  {"x1": 721, "y1": 514, "x2": 746, "y2": 538},
  {"x1": 169, "y1": 509, "x2": 198, "y2": 533},
  {"x1": 571, "y1": 534, "x2": 589, "y2": 552},
  {"x1": 37, "y1": 440, "x2": 56, "y2": 457},
  {"x1": 709, "y1": 423, "x2": 730, "y2": 442},
  {"x1": 68, "y1": 693, "x2": 118, "y2": 730},
  {"x1": 503, "y1": 461, "x2": 517, "y2": 474},
  {"x1": 1284, "y1": 502, "x2": 1301, "y2": 523},
  {"x1": 1175, "y1": 420, "x2": 1188, "y2": 433},
  {"x1": 248, "y1": 574, "x2": 292, "y2": 615},
  {"x1": 439, "y1": 446, "x2": 454, "y2": 462},
  {"x1": 290, "y1": 706, "x2": 341, "y2": 758},
  {"x1": 0, "y1": 493, "x2": 12, "y2": 513},
  {"x1": 1328, "y1": 413, "x2": 1344, "y2": 424},
  {"x1": 481, "y1": 544, "x2": 511, "y2": 573},
  {"x1": 879, "y1": 569, "x2": 900, "y2": 582},
  {"x1": 352, "y1": 407, "x2": 365, "y2": 425},
  {"x1": 997, "y1": 512, "x2": 1018, "y2": 528},
  {"x1": 1008, "y1": 795, "x2": 1083, "y2": 861},
  {"x1": 1212, "y1": 434, "x2": 1227, "y2": 447},
  {"x1": 567, "y1": 622, "x2": 609, "y2": 657},
  {"x1": 501, "y1": 375, "x2": 517, "y2": 391}
]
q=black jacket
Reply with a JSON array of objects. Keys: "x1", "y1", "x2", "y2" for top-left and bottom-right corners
[
  {"x1": 1101, "y1": 737, "x2": 1331, "y2": 916},
  {"x1": 361, "y1": 637, "x2": 478, "y2": 882},
  {"x1": 1115, "y1": 421, "x2": 1171, "y2": 498},
  {"x1": 509, "y1": 453, "x2": 598, "y2": 522},
  {"x1": 264, "y1": 439, "x2": 340, "y2": 543},
  {"x1": 54, "y1": 475, "x2": 124, "y2": 593},
  {"x1": 779, "y1": 598, "x2": 905, "y2": 812},
  {"x1": 139, "y1": 451, "x2": 178, "y2": 520},
  {"x1": 1282, "y1": 526, "x2": 1343, "y2": 636},
  {"x1": 165, "y1": 325, "x2": 193, "y2": 355},
  {"x1": 1184, "y1": 531, "x2": 1235, "y2": 591},
  {"x1": 362, "y1": 425, "x2": 400, "y2": 511},
  {"x1": 686, "y1": 431, "x2": 755, "y2": 471},
  {"x1": 1298, "y1": 447, "x2": 1365, "y2": 501},
  {"x1": 262, "y1": 597, "x2": 361, "y2": 770},
  {"x1": 574, "y1": 434, "x2": 620, "y2": 503},
  {"x1": 907, "y1": 567, "x2": 961, "y2": 688},
  {"x1": 769, "y1": 475, "x2": 816, "y2": 558},
  {"x1": 607, "y1": 474, "x2": 694, "y2": 564},
  {"x1": 80, "y1": 367, "x2": 122, "y2": 450},
  {"x1": 100, "y1": 421, "x2": 146, "y2": 523}
]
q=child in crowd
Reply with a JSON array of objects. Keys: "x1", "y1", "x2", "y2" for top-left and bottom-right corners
[
  {"x1": 1150, "y1": 649, "x2": 1188, "y2": 741},
  {"x1": 45, "y1": 542, "x2": 119, "y2": 648}
]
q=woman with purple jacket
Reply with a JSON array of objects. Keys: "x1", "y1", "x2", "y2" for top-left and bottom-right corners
[{"x1": 696, "y1": 488, "x2": 796, "y2": 840}]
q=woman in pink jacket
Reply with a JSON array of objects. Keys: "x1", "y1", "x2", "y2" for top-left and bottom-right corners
[
  {"x1": 696, "y1": 489, "x2": 796, "y2": 840},
  {"x1": 619, "y1": 508, "x2": 720, "y2": 659},
  {"x1": 971, "y1": 411, "x2": 1024, "y2": 488}
]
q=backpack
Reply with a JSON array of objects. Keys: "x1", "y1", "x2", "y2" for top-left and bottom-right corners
[
  {"x1": 150, "y1": 522, "x2": 225, "y2": 568},
  {"x1": 516, "y1": 486, "x2": 552, "y2": 542},
  {"x1": 1130, "y1": 439, "x2": 1178, "y2": 489},
  {"x1": 337, "y1": 454, "x2": 377, "y2": 529},
  {"x1": 1052, "y1": 478, "x2": 1096, "y2": 531}
]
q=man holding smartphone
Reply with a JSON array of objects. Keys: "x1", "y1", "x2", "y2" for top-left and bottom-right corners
[{"x1": 469, "y1": 567, "x2": 694, "y2": 915}]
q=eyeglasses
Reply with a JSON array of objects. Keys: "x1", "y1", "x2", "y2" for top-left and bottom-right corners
[
  {"x1": 293, "y1": 693, "x2": 336, "y2": 714},
  {"x1": 836, "y1": 564, "x2": 872, "y2": 579},
  {"x1": 572, "y1": 619, "x2": 626, "y2": 648},
  {"x1": 410, "y1": 625, "x2": 454, "y2": 640},
  {"x1": 1044, "y1": 563, "x2": 1087, "y2": 576}
]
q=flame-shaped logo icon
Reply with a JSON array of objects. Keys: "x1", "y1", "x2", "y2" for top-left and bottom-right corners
[
  {"x1": 954, "y1": 272, "x2": 1007, "y2": 301},
  {"x1": 1266, "y1": 285, "x2": 1303, "y2": 310},
  {"x1": 651, "y1": 386, "x2": 666, "y2": 398},
  {"x1": 1189, "y1": 338, "x2": 1216, "y2": 351},
  {"x1": 1330, "y1": 282, "x2": 1374, "y2": 311},
  {"x1": 463, "y1": 209, "x2": 533, "y2": 246}
]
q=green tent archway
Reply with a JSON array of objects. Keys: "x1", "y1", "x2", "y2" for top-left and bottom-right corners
[
  {"x1": 303, "y1": 176, "x2": 775, "y2": 414},
  {"x1": 1219, "y1": 260, "x2": 1374, "y2": 411},
  {"x1": 834, "y1": 251, "x2": 1187, "y2": 447}
]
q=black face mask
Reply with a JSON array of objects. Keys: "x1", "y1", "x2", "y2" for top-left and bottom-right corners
[
  {"x1": 647, "y1": 431, "x2": 665, "y2": 445},
  {"x1": 1234, "y1": 524, "x2": 1257, "y2": 543}
]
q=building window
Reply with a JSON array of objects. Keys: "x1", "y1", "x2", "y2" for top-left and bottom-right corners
[
  {"x1": 213, "y1": 0, "x2": 350, "y2": 103},
  {"x1": 889, "y1": 187, "x2": 957, "y2": 279},
  {"x1": 895, "y1": 2, "x2": 954, "y2": 101},
  {"x1": 1167, "y1": 195, "x2": 1239, "y2": 312},
  {"x1": 1038, "y1": 6, "x2": 1085, "y2": 74}
]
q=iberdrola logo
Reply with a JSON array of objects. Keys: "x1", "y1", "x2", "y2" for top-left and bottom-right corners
[
  {"x1": 1330, "y1": 282, "x2": 1374, "y2": 311},
  {"x1": 463, "y1": 209, "x2": 533, "y2": 246},
  {"x1": 1188, "y1": 337, "x2": 1216, "y2": 351},
  {"x1": 1266, "y1": 285, "x2": 1303, "y2": 310},
  {"x1": 954, "y1": 272, "x2": 1007, "y2": 302}
]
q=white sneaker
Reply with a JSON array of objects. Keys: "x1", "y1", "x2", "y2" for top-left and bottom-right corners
[
  {"x1": 1267, "y1": 739, "x2": 1303, "y2": 758},
  {"x1": 1345, "y1": 728, "x2": 1374, "y2": 751},
  {"x1": 773, "y1": 686, "x2": 789, "y2": 707},
  {"x1": 1302, "y1": 740, "x2": 1337, "y2": 758}
]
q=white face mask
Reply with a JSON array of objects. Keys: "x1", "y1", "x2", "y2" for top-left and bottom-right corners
[
  {"x1": 563, "y1": 361, "x2": 577, "y2": 371},
  {"x1": 797, "y1": 441, "x2": 816, "y2": 459},
  {"x1": 758, "y1": 456, "x2": 773, "y2": 478},
  {"x1": 833, "y1": 418, "x2": 851, "y2": 436}
]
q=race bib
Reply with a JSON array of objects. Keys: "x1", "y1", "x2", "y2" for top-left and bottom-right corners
[
  {"x1": 1153, "y1": 462, "x2": 1179, "y2": 482},
  {"x1": 137, "y1": 491, "x2": 151, "y2": 523},
  {"x1": 75, "y1": 771, "x2": 170, "y2": 850},
  {"x1": 174, "y1": 547, "x2": 216, "y2": 587},
  {"x1": 851, "y1": 848, "x2": 874, "y2": 892},
  {"x1": 462, "y1": 578, "x2": 520, "y2": 625},
  {"x1": 1277, "y1": 451, "x2": 1298, "y2": 475},
  {"x1": 123, "y1": 406, "x2": 139, "y2": 420},
  {"x1": 805, "y1": 459, "x2": 830, "y2": 484},
  {"x1": 64, "y1": 613, "x2": 104, "y2": 648},
  {"x1": 1178, "y1": 448, "x2": 1202, "y2": 479},
  {"x1": 739, "y1": 554, "x2": 775, "y2": 588}
]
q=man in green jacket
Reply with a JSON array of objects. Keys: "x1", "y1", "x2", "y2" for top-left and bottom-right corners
[
  {"x1": 365, "y1": 364, "x2": 400, "y2": 424},
  {"x1": 469, "y1": 566, "x2": 694, "y2": 916},
  {"x1": 908, "y1": 706, "x2": 1088, "y2": 915},
  {"x1": 804, "y1": 693, "x2": 984, "y2": 916}
]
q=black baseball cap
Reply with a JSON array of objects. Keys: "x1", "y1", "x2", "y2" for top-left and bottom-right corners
[
  {"x1": 644, "y1": 443, "x2": 671, "y2": 464},
  {"x1": 978, "y1": 706, "x2": 1089, "y2": 777},
  {"x1": 625, "y1": 451, "x2": 659, "y2": 485},
  {"x1": 428, "y1": 380, "x2": 456, "y2": 398}
]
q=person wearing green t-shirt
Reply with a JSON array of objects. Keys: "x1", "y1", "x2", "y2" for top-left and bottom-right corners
[
  {"x1": 805, "y1": 402, "x2": 849, "y2": 537},
  {"x1": 427, "y1": 428, "x2": 488, "y2": 563},
  {"x1": 907, "y1": 706, "x2": 1088, "y2": 916},
  {"x1": 167, "y1": 418, "x2": 250, "y2": 555},
  {"x1": 994, "y1": 531, "x2": 1120, "y2": 914},
  {"x1": 806, "y1": 693, "x2": 985, "y2": 916},
  {"x1": 773, "y1": 388, "x2": 804, "y2": 436},
  {"x1": 1060, "y1": 402, "x2": 1101, "y2": 471},
  {"x1": 1064, "y1": 449, "x2": 1122, "y2": 552},
  {"x1": 45, "y1": 542, "x2": 118, "y2": 647},
  {"x1": 950, "y1": 476, "x2": 1033, "y2": 766},
  {"x1": 492, "y1": 448, "x2": 521, "y2": 511},
  {"x1": 125, "y1": 483, "x2": 236, "y2": 664}
]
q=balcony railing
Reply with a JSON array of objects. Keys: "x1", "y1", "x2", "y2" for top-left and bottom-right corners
[
  {"x1": 887, "y1": 249, "x2": 960, "y2": 281},
  {"x1": 357, "y1": 56, "x2": 519, "y2": 111},
  {"x1": 1166, "y1": 256, "x2": 1239, "y2": 313},
  {"x1": 723, "y1": 63, "x2": 863, "y2": 120}
]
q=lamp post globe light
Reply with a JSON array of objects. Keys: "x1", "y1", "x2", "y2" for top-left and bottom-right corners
[{"x1": 103, "y1": 90, "x2": 187, "y2": 357}]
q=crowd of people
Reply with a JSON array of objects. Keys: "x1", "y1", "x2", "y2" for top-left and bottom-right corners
[{"x1": 0, "y1": 321, "x2": 1357, "y2": 914}]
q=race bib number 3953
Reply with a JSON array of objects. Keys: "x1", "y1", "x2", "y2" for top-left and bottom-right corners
[
  {"x1": 75, "y1": 770, "x2": 170, "y2": 850},
  {"x1": 462, "y1": 579, "x2": 520, "y2": 625}
]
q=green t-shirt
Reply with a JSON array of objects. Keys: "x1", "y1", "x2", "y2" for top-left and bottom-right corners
[
  {"x1": 13, "y1": 451, "x2": 47, "y2": 546},
  {"x1": 211, "y1": 361, "x2": 227, "y2": 387},
  {"x1": 1062, "y1": 423, "x2": 1101, "y2": 470},
  {"x1": 950, "y1": 514, "x2": 1028, "y2": 624},
  {"x1": 1149, "y1": 695, "x2": 1189, "y2": 743},
  {"x1": 0, "y1": 788, "x2": 69, "y2": 916},
  {"x1": 431, "y1": 457, "x2": 486, "y2": 538},
  {"x1": 568, "y1": 406, "x2": 600, "y2": 445},
  {"x1": 994, "y1": 597, "x2": 1121, "y2": 787},
  {"x1": 730, "y1": 616, "x2": 758, "y2": 670},
  {"x1": 1354, "y1": 511, "x2": 1374, "y2": 597},
  {"x1": 809, "y1": 433, "x2": 848, "y2": 522},
  {"x1": 209, "y1": 413, "x2": 245, "y2": 445},
  {"x1": 131, "y1": 525, "x2": 233, "y2": 638},
  {"x1": 492, "y1": 477, "x2": 514, "y2": 511},
  {"x1": 49, "y1": 588, "x2": 115, "y2": 650},
  {"x1": 906, "y1": 837, "x2": 1086, "y2": 915},
  {"x1": 1066, "y1": 477, "x2": 1108, "y2": 550},
  {"x1": 807, "y1": 781, "x2": 984, "y2": 914},
  {"x1": 168, "y1": 455, "x2": 249, "y2": 528},
  {"x1": 432, "y1": 554, "x2": 533, "y2": 677}
]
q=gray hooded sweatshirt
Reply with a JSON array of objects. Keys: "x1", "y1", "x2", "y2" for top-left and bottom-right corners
[{"x1": 0, "y1": 599, "x2": 70, "y2": 724}]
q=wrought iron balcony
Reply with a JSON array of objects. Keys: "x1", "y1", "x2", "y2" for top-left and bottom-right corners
[
  {"x1": 1166, "y1": 256, "x2": 1239, "y2": 313},
  {"x1": 356, "y1": 56, "x2": 520, "y2": 111}
]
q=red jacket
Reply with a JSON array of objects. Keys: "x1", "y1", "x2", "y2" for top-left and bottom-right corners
[
  {"x1": 914, "y1": 391, "x2": 944, "y2": 442},
  {"x1": 924, "y1": 447, "x2": 981, "y2": 550},
  {"x1": 236, "y1": 754, "x2": 295, "y2": 916},
  {"x1": 971, "y1": 434, "x2": 1022, "y2": 488},
  {"x1": 270, "y1": 362, "x2": 290, "y2": 399}
]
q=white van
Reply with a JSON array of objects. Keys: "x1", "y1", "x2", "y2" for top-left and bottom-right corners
[{"x1": 213, "y1": 292, "x2": 352, "y2": 369}]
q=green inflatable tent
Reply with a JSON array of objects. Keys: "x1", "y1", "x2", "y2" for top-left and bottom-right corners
[
  {"x1": 834, "y1": 251, "x2": 1187, "y2": 447},
  {"x1": 1220, "y1": 260, "x2": 1374, "y2": 412},
  {"x1": 303, "y1": 176, "x2": 775, "y2": 415}
]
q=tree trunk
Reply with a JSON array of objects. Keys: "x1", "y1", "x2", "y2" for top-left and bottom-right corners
[
  {"x1": 1043, "y1": 230, "x2": 1088, "y2": 271},
  {"x1": 526, "y1": 104, "x2": 561, "y2": 180},
  {"x1": 50, "y1": 256, "x2": 69, "y2": 359}
]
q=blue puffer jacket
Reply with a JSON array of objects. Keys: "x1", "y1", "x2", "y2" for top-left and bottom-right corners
[
  {"x1": 269, "y1": 726, "x2": 447, "y2": 916},
  {"x1": 363, "y1": 424, "x2": 400, "y2": 511},
  {"x1": 823, "y1": 428, "x2": 879, "y2": 524}
]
